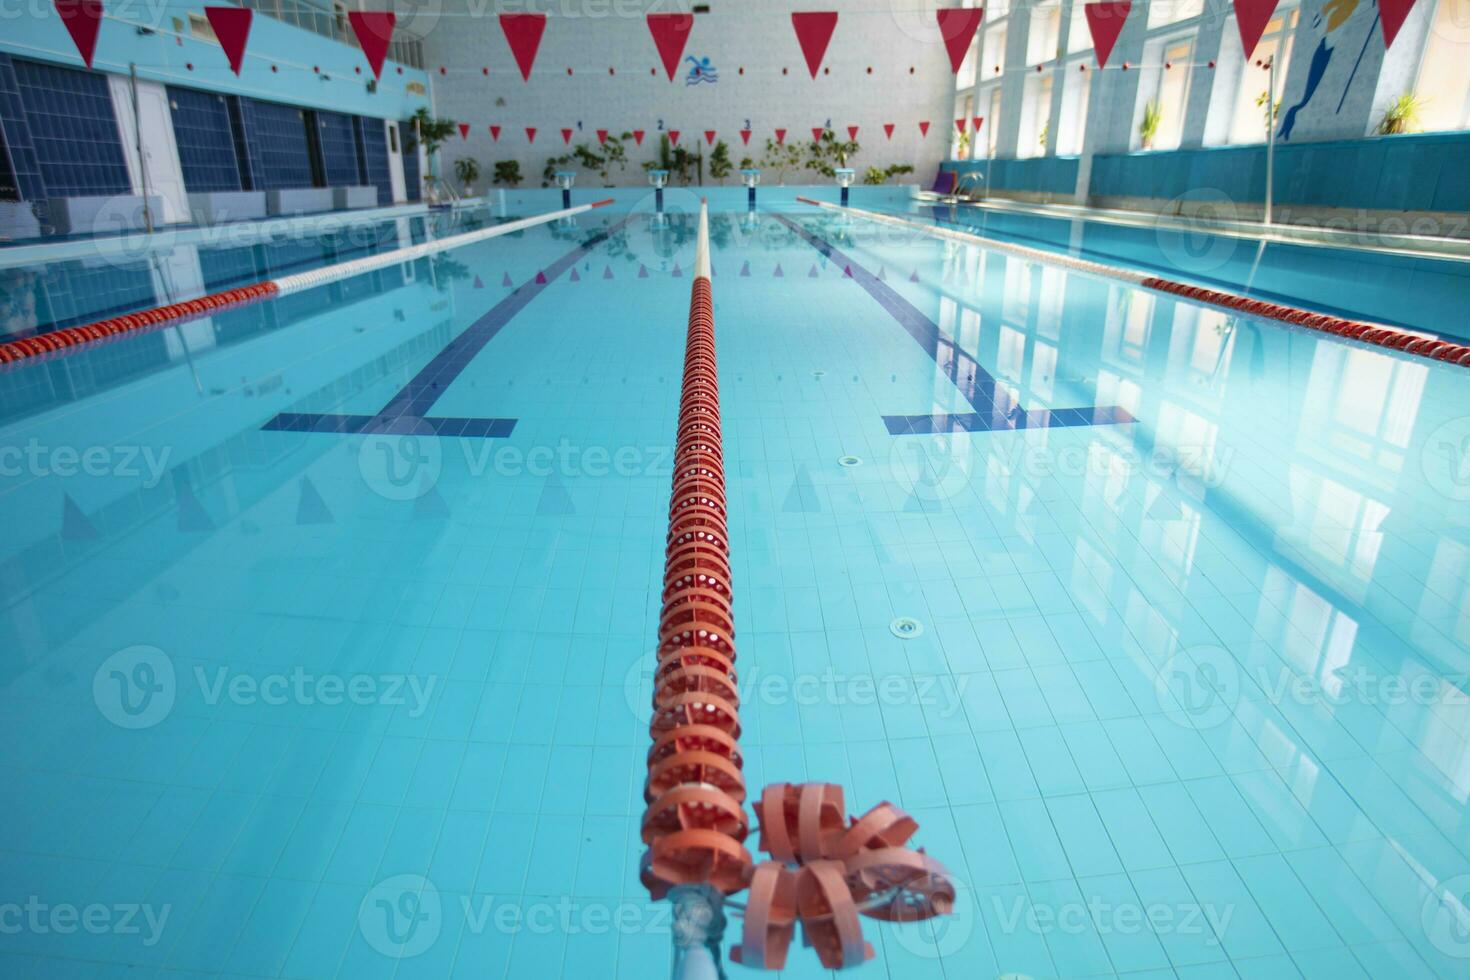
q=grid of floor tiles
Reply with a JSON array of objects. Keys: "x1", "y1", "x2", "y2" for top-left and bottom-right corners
[{"x1": 0, "y1": 208, "x2": 1466, "y2": 979}]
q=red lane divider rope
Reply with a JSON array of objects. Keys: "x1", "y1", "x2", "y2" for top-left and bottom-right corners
[
  {"x1": 794, "y1": 198, "x2": 1470, "y2": 369},
  {"x1": 641, "y1": 201, "x2": 956, "y2": 975},
  {"x1": 0, "y1": 283, "x2": 277, "y2": 366}
]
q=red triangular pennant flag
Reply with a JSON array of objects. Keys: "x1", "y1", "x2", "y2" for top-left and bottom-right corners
[
  {"x1": 1233, "y1": 0, "x2": 1279, "y2": 59},
  {"x1": 535, "y1": 270, "x2": 548, "y2": 284},
  {"x1": 704, "y1": 130, "x2": 716, "y2": 145},
  {"x1": 490, "y1": 125, "x2": 501, "y2": 140},
  {"x1": 973, "y1": 116, "x2": 984, "y2": 132},
  {"x1": 570, "y1": 267, "x2": 581, "y2": 282},
  {"x1": 603, "y1": 265, "x2": 614, "y2": 279},
  {"x1": 647, "y1": 12, "x2": 694, "y2": 81},
  {"x1": 884, "y1": 123, "x2": 895, "y2": 139},
  {"x1": 1379, "y1": 0, "x2": 1418, "y2": 47},
  {"x1": 775, "y1": 128, "x2": 787, "y2": 144},
  {"x1": 1086, "y1": 2, "x2": 1131, "y2": 68},
  {"x1": 811, "y1": 127, "x2": 825, "y2": 142},
  {"x1": 843, "y1": 265, "x2": 853, "y2": 278},
  {"x1": 500, "y1": 13, "x2": 547, "y2": 81},
  {"x1": 919, "y1": 120, "x2": 930, "y2": 136},
  {"x1": 525, "y1": 127, "x2": 537, "y2": 142},
  {"x1": 847, "y1": 125, "x2": 859, "y2": 141},
  {"x1": 936, "y1": 8, "x2": 984, "y2": 73},
  {"x1": 456, "y1": 123, "x2": 469, "y2": 139},
  {"x1": 502, "y1": 272, "x2": 513, "y2": 286},
  {"x1": 205, "y1": 7, "x2": 252, "y2": 76},
  {"x1": 955, "y1": 118, "x2": 967, "y2": 134},
  {"x1": 561, "y1": 128, "x2": 573, "y2": 144},
  {"x1": 668, "y1": 130, "x2": 681, "y2": 145},
  {"x1": 740, "y1": 129, "x2": 752, "y2": 144},
  {"x1": 633, "y1": 129, "x2": 646, "y2": 145},
  {"x1": 596, "y1": 129, "x2": 608, "y2": 144},
  {"x1": 348, "y1": 11, "x2": 395, "y2": 80},
  {"x1": 791, "y1": 11, "x2": 838, "y2": 79},
  {"x1": 53, "y1": 0, "x2": 102, "y2": 69}
]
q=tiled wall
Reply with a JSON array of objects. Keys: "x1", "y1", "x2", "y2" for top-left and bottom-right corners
[
  {"x1": 355, "y1": 116, "x2": 392, "y2": 205},
  {"x1": 167, "y1": 86, "x2": 242, "y2": 194},
  {"x1": 236, "y1": 98, "x2": 313, "y2": 190},
  {"x1": 312, "y1": 109, "x2": 359, "y2": 187},
  {"x1": 10, "y1": 57, "x2": 130, "y2": 199}
]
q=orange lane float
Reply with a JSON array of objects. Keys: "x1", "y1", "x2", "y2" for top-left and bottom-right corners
[{"x1": 642, "y1": 201, "x2": 956, "y2": 973}]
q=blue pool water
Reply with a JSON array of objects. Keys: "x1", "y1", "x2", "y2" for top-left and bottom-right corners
[{"x1": 1, "y1": 189, "x2": 1468, "y2": 978}]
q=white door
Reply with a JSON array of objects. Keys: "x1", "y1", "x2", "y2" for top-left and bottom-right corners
[
  {"x1": 386, "y1": 121, "x2": 407, "y2": 204},
  {"x1": 109, "y1": 77, "x2": 189, "y2": 224}
]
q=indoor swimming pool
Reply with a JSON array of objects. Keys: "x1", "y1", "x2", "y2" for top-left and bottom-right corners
[{"x1": 1, "y1": 189, "x2": 1468, "y2": 979}]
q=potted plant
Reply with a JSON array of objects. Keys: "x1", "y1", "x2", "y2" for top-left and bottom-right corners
[
  {"x1": 1139, "y1": 101, "x2": 1162, "y2": 150},
  {"x1": 493, "y1": 160, "x2": 522, "y2": 187},
  {"x1": 453, "y1": 157, "x2": 481, "y2": 196},
  {"x1": 1377, "y1": 93, "x2": 1425, "y2": 135},
  {"x1": 708, "y1": 140, "x2": 733, "y2": 184},
  {"x1": 407, "y1": 107, "x2": 458, "y2": 194}
]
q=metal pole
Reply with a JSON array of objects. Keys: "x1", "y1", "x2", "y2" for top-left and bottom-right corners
[
  {"x1": 1264, "y1": 57, "x2": 1276, "y2": 226},
  {"x1": 129, "y1": 63, "x2": 154, "y2": 234}
]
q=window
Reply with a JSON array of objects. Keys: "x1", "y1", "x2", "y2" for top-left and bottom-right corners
[
  {"x1": 1147, "y1": 0, "x2": 1204, "y2": 29},
  {"x1": 1414, "y1": 0, "x2": 1470, "y2": 131},
  {"x1": 1027, "y1": 4, "x2": 1062, "y2": 65},
  {"x1": 1226, "y1": 10, "x2": 1297, "y2": 143},
  {"x1": 982, "y1": 24, "x2": 1008, "y2": 79},
  {"x1": 1067, "y1": 3, "x2": 1094, "y2": 53},
  {"x1": 1057, "y1": 65, "x2": 1091, "y2": 155},
  {"x1": 953, "y1": 94, "x2": 975, "y2": 158},
  {"x1": 1155, "y1": 39, "x2": 1193, "y2": 149},
  {"x1": 1019, "y1": 73, "x2": 1054, "y2": 157},
  {"x1": 988, "y1": 88, "x2": 1003, "y2": 156}
]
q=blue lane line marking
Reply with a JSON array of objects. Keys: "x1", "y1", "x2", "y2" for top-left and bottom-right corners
[
  {"x1": 261, "y1": 217, "x2": 630, "y2": 438},
  {"x1": 773, "y1": 213, "x2": 1134, "y2": 435}
]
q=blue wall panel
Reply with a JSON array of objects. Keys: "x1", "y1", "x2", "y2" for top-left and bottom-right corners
[
  {"x1": 401, "y1": 134, "x2": 420, "y2": 202},
  {"x1": 945, "y1": 132, "x2": 1470, "y2": 214},
  {"x1": 7, "y1": 56, "x2": 129, "y2": 200},
  {"x1": 238, "y1": 98, "x2": 312, "y2": 190},
  {"x1": 356, "y1": 116, "x2": 392, "y2": 205},
  {"x1": 313, "y1": 109, "x2": 359, "y2": 186},
  {"x1": 168, "y1": 86, "x2": 241, "y2": 193}
]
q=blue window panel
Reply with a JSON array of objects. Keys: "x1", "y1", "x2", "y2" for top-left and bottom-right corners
[
  {"x1": 0, "y1": 55, "x2": 43, "y2": 201},
  {"x1": 356, "y1": 116, "x2": 392, "y2": 205},
  {"x1": 237, "y1": 98, "x2": 313, "y2": 190},
  {"x1": 312, "y1": 109, "x2": 359, "y2": 186},
  {"x1": 167, "y1": 86, "x2": 241, "y2": 193},
  {"x1": 9, "y1": 57, "x2": 130, "y2": 199}
]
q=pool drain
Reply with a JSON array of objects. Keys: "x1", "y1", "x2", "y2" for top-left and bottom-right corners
[
  {"x1": 890, "y1": 617, "x2": 924, "y2": 639},
  {"x1": 838, "y1": 455, "x2": 862, "y2": 467}
]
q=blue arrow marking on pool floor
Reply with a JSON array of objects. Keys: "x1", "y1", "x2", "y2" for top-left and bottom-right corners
[{"x1": 772, "y1": 214, "x2": 1134, "y2": 435}]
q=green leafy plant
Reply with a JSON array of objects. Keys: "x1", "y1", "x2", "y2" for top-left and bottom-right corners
[
  {"x1": 492, "y1": 160, "x2": 522, "y2": 187},
  {"x1": 1039, "y1": 122, "x2": 1049, "y2": 149},
  {"x1": 1139, "y1": 101, "x2": 1162, "y2": 149},
  {"x1": 758, "y1": 138, "x2": 804, "y2": 184},
  {"x1": 955, "y1": 130, "x2": 971, "y2": 157},
  {"x1": 1377, "y1": 92, "x2": 1425, "y2": 135},
  {"x1": 739, "y1": 156, "x2": 754, "y2": 169},
  {"x1": 708, "y1": 140, "x2": 733, "y2": 184},
  {"x1": 407, "y1": 107, "x2": 457, "y2": 158},
  {"x1": 805, "y1": 128, "x2": 860, "y2": 178},
  {"x1": 1254, "y1": 90, "x2": 1282, "y2": 131},
  {"x1": 861, "y1": 163, "x2": 916, "y2": 185},
  {"x1": 641, "y1": 134, "x2": 696, "y2": 184},
  {"x1": 452, "y1": 157, "x2": 480, "y2": 194}
]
